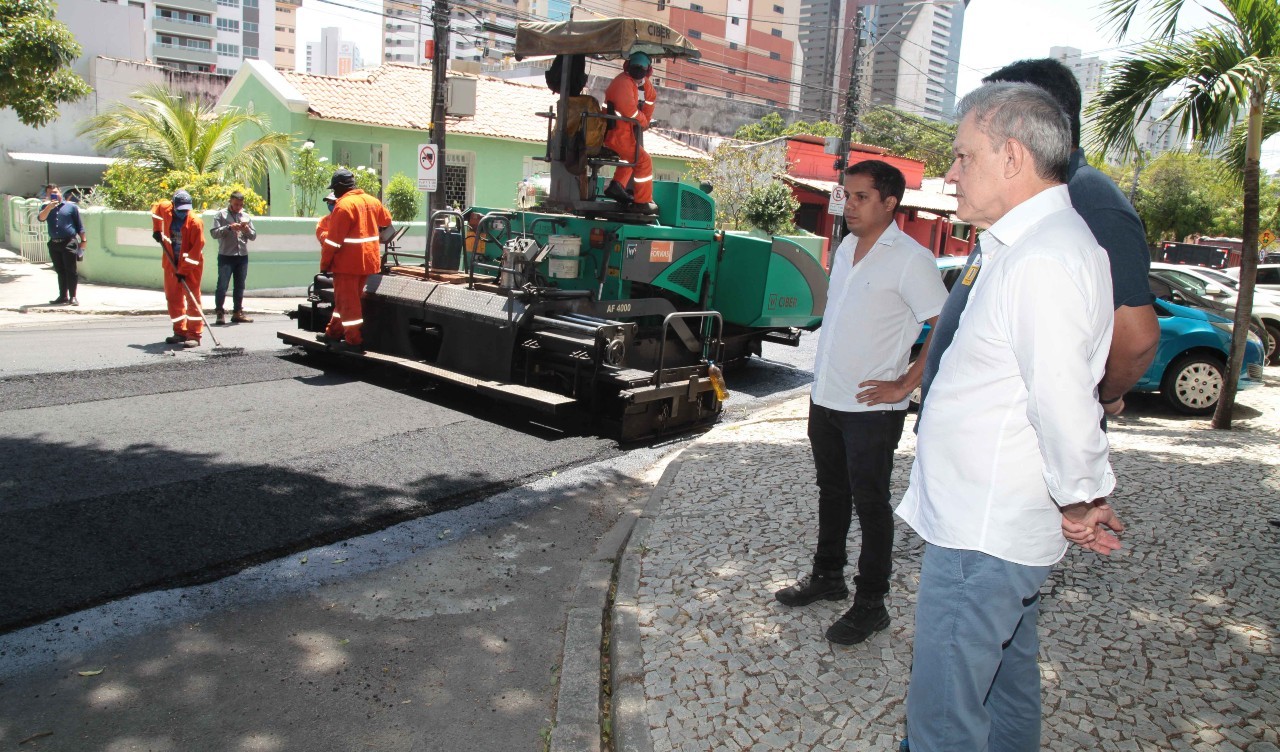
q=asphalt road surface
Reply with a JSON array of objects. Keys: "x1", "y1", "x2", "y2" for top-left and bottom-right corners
[{"x1": 0, "y1": 314, "x2": 815, "y2": 750}]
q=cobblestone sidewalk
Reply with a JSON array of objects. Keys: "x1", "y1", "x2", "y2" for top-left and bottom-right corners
[{"x1": 627, "y1": 381, "x2": 1280, "y2": 751}]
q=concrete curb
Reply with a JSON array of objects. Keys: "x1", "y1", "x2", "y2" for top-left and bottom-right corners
[
  {"x1": 552, "y1": 397, "x2": 810, "y2": 752},
  {"x1": 549, "y1": 469, "x2": 670, "y2": 752},
  {"x1": 610, "y1": 456, "x2": 685, "y2": 752}
]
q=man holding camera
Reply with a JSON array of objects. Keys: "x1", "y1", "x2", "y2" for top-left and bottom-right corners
[{"x1": 36, "y1": 184, "x2": 87, "y2": 306}]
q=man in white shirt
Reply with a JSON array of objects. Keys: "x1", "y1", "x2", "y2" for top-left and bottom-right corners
[
  {"x1": 897, "y1": 83, "x2": 1126, "y2": 751},
  {"x1": 775, "y1": 160, "x2": 947, "y2": 645}
]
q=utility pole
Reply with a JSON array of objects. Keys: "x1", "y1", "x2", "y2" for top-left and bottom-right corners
[
  {"x1": 429, "y1": 0, "x2": 450, "y2": 215},
  {"x1": 829, "y1": 8, "x2": 865, "y2": 250}
]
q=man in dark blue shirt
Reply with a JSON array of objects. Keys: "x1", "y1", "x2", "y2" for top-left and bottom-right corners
[
  {"x1": 983, "y1": 59, "x2": 1159, "y2": 416},
  {"x1": 36, "y1": 184, "x2": 87, "y2": 306}
]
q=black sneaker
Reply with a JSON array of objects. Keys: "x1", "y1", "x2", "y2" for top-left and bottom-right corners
[
  {"x1": 165, "y1": 334, "x2": 185, "y2": 344},
  {"x1": 775, "y1": 572, "x2": 849, "y2": 607},
  {"x1": 826, "y1": 602, "x2": 890, "y2": 645}
]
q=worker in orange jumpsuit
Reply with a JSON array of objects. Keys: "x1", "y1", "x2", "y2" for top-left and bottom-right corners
[
  {"x1": 155, "y1": 190, "x2": 206, "y2": 347},
  {"x1": 150, "y1": 198, "x2": 172, "y2": 245},
  {"x1": 603, "y1": 51, "x2": 657, "y2": 213},
  {"x1": 315, "y1": 191, "x2": 336, "y2": 245},
  {"x1": 319, "y1": 170, "x2": 391, "y2": 350}
]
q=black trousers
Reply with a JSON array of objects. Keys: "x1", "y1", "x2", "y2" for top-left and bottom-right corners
[
  {"x1": 807, "y1": 401, "x2": 907, "y2": 605},
  {"x1": 47, "y1": 238, "x2": 79, "y2": 298}
]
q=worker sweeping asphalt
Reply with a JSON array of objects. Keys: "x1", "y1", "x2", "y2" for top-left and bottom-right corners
[{"x1": 154, "y1": 190, "x2": 206, "y2": 348}]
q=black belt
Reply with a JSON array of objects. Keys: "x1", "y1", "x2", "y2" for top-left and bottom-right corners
[{"x1": 50, "y1": 236, "x2": 75, "y2": 242}]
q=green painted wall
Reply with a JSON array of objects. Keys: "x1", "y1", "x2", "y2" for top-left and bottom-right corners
[
  {"x1": 228, "y1": 74, "x2": 692, "y2": 218},
  {"x1": 72, "y1": 205, "x2": 429, "y2": 292}
]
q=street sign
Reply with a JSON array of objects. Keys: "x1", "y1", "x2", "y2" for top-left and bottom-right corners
[
  {"x1": 1261, "y1": 229, "x2": 1276, "y2": 246},
  {"x1": 827, "y1": 184, "x2": 846, "y2": 215},
  {"x1": 417, "y1": 144, "x2": 438, "y2": 192}
]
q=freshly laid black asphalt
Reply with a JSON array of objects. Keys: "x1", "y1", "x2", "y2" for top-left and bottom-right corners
[{"x1": 0, "y1": 352, "x2": 621, "y2": 633}]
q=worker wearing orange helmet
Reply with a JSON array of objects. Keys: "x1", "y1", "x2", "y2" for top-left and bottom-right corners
[
  {"x1": 156, "y1": 189, "x2": 206, "y2": 347},
  {"x1": 320, "y1": 170, "x2": 391, "y2": 350},
  {"x1": 603, "y1": 51, "x2": 657, "y2": 212}
]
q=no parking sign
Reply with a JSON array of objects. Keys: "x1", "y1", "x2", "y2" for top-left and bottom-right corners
[
  {"x1": 417, "y1": 144, "x2": 438, "y2": 192},
  {"x1": 827, "y1": 184, "x2": 846, "y2": 215}
]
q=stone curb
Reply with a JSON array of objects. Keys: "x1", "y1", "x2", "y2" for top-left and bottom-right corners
[
  {"x1": 549, "y1": 466, "x2": 675, "y2": 752},
  {"x1": 554, "y1": 397, "x2": 811, "y2": 752}
]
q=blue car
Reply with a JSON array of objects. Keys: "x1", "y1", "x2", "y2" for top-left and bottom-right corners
[
  {"x1": 1133, "y1": 298, "x2": 1265, "y2": 414},
  {"x1": 913, "y1": 258, "x2": 1265, "y2": 415}
]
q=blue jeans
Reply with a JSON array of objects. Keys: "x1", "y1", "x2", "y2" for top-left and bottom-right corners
[
  {"x1": 215, "y1": 254, "x2": 249, "y2": 312},
  {"x1": 906, "y1": 544, "x2": 1052, "y2": 752}
]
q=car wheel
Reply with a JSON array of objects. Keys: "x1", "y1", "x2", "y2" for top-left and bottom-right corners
[
  {"x1": 1161, "y1": 353, "x2": 1225, "y2": 415},
  {"x1": 1266, "y1": 322, "x2": 1280, "y2": 365}
]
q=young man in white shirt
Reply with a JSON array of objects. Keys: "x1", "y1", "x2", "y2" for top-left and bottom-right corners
[
  {"x1": 897, "y1": 82, "x2": 1126, "y2": 751},
  {"x1": 775, "y1": 160, "x2": 947, "y2": 645}
]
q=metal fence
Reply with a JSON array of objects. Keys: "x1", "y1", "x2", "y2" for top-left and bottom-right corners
[{"x1": 8, "y1": 199, "x2": 48, "y2": 263}]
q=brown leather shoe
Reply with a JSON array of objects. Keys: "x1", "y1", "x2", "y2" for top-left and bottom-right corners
[
  {"x1": 215, "y1": 309, "x2": 226, "y2": 326},
  {"x1": 231, "y1": 310, "x2": 254, "y2": 324}
]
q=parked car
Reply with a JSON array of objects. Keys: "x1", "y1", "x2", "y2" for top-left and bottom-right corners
[
  {"x1": 1134, "y1": 299, "x2": 1266, "y2": 414},
  {"x1": 1223, "y1": 263, "x2": 1280, "y2": 292},
  {"x1": 1151, "y1": 262, "x2": 1280, "y2": 364},
  {"x1": 1149, "y1": 270, "x2": 1274, "y2": 363},
  {"x1": 909, "y1": 257, "x2": 1266, "y2": 414}
]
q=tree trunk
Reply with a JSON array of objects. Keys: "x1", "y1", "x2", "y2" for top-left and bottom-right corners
[{"x1": 1211, "y1": 90, "x2": 1265, "y2": 429}]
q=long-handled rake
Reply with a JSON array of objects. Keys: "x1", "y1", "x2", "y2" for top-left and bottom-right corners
[{"x1": 179, "y1": 277, "x2": 244, "y2": 356}]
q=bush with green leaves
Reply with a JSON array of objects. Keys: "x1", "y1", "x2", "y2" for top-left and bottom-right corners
[
  {"x1": 290, "y1": 142, "x2": 330, "y2": 217},
  {"x1": 385, "y1": 173, "x2": 422, "y2": 222},
  {"x1": 96, "y1": 160, "x2": 266, "y2": 214},
  {"x1": 341, "y1": 165, "x2": 381, "y2": 197},
  {"x1": 743, "y1": 181, "x2": 800, "y2": 236}
]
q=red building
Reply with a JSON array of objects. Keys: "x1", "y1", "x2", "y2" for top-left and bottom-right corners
[{"x1": 776, "y1": 135, "x2": 975, "y2": 266}]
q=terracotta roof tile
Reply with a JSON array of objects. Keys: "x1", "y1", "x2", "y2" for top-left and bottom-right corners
[{"x1": 278, "y1": 64, "x2": 706, "y2": 161}]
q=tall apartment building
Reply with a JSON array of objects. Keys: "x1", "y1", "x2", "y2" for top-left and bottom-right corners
[
  {"x1": 864, "y1": 0, "x2": 966, "y2": 121},
  {"x1": 797, "y1": 0, "x2": 964, "y2": 124},
  {"x1": 306, "y1": 27, "x2": 364, "y2": 75},
  {"x1": 798, "y1": 0, "x2": 860, "y2": 119},
  {"x1": 382, "y1": 0, "x2": 518, "y2": 66},
  {"x1": 274, "y1": 0, "x2": 301, "y2": 73},
  {"x1": 144, "y1": 0, "x2": 289, "y2": 76},
  {"x1": 1049, "y1": 45, "x2": 1103, "y2": 112}
]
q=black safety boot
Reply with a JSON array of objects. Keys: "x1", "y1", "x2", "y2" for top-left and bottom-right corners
[
  {"x1": 603, "y1": 180, "x2": 632, "y2": 205},
  {"x1": 825, "y1": 600, "x2": 890, "y2": 645},
  {"x1": 775, "y1": 570, "x2": 849, "y2": 607}
]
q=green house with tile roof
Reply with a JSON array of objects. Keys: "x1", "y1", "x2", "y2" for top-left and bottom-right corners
[{"x1": 217, "y1": 61, "x2": 708, "y2": 217}]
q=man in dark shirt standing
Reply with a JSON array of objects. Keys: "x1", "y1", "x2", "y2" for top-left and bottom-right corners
[
  {"x1": 982, "y1": 58, "x2": 1159, "y2": 415},
  {"x1": 36, "y1": 184, "x2": 87, "y2": 306}
]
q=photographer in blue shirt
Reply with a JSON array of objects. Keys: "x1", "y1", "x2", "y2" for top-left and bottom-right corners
[{"x1": 36, "y1": 184, "x2": 87, "y2": 306}]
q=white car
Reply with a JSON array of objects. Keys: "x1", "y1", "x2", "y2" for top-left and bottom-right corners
[
  {"x1": 1223, "y1": 263, "x2": 1280, "y2": 293},
  {"x1": 1150, "y1": 262, "x2": 1280, "y2": 364}
]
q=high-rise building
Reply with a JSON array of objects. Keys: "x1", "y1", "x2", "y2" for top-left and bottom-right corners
[
  {"x1": 274, "y1": 0, "x2": 301, "y2": 73},
  {"x1": 306, "y1": 26, "x2": 363, "y2": 75},
  {"x1": 136, "y1": 0, "x2": 290, "y2": 76},
  {"x1": 1049, "y1": 45, "x2": 1103, "y2": 113},
  {"x1": 863, "y1": 0, "x2": 966, "y2": 122},
  {"x1": 382, "y1": 0, "x2": 518, "y2": 67}
]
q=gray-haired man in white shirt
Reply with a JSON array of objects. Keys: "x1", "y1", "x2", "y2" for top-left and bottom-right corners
[{"x1": 897, "y1": 83, "x2": 1126, "y2": 751}]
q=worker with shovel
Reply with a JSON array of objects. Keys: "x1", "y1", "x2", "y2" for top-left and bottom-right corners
[{"x1": 156, "y1": 189, "x2": 206, "y2": 348}]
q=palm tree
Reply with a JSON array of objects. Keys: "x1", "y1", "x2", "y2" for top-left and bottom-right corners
[
  {"x1": 79, "y1": 83, "x2": 289, "y2": 186},
  {"x1": 1090, "y1": 0, "x2": 1280, "y2": 429}
]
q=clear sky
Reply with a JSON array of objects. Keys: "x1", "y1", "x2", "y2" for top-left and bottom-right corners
[{"x1": 294, "y1": 0, "x2": 1278, "y2": 170}]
